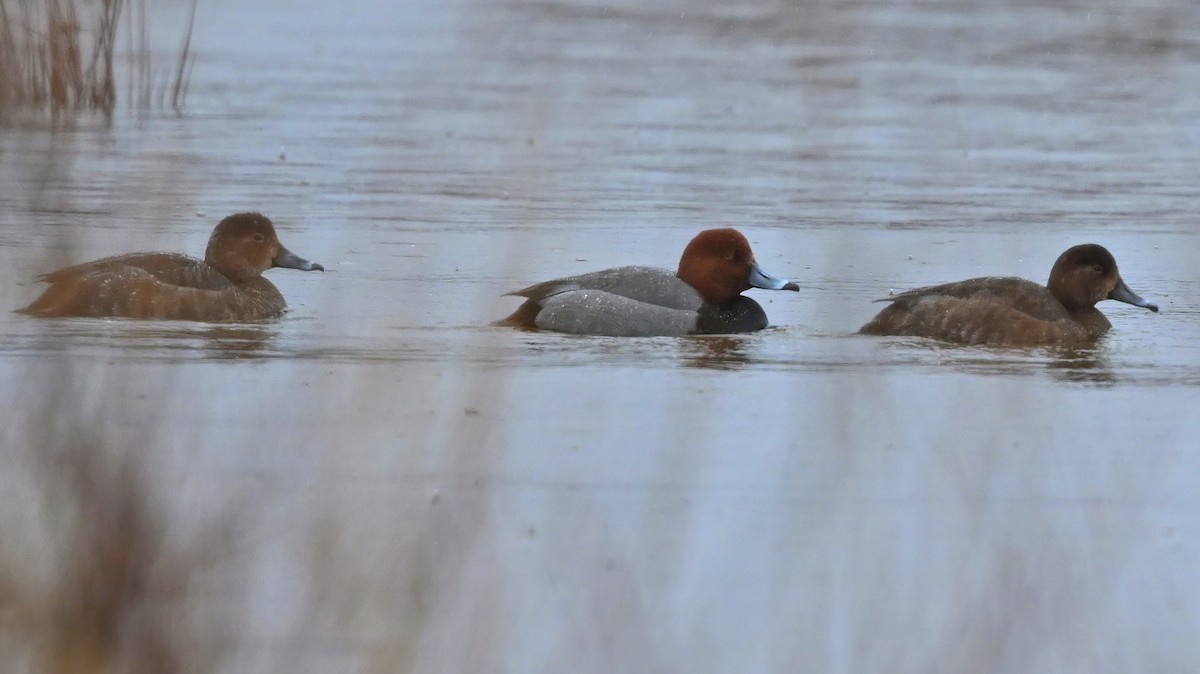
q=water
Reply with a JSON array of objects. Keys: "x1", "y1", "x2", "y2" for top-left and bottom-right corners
[{"x1": 2, "y1": 0, "x2": 1199, "y2": 671}]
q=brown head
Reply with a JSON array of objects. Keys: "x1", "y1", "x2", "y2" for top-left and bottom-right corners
[
  {"x1": 1046, "y1": 243, "x2": 1157, "y2": 312},
  {"x1": 204, "y1": 212, "x2": 323, "y2": 282},
  {"x1": 675, "y1": 228, "x2": 798, "y2": 306}
]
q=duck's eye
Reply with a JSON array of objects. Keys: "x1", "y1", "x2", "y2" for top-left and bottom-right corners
[
  {"x1": 252, "y1": 233, "x2": 266, "y2": 243},
  {"x1": 1090, "y1": 263, "x2": 1104, "y2": 274},
  {"x1": 724, "y1": 250, "x2": 739, "y2": 262}
]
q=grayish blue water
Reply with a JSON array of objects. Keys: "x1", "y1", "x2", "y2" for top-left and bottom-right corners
[{"x1": 1, "y1": 0, "x2": 1198, "y2": 671}]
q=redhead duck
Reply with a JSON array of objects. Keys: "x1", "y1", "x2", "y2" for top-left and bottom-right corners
[
  {"x1": 19, "y1": 212, "x2": 323, "y2": 322},
  {"x1": 859, "y1": 243, "x2": 1158, "y2": 346},
  {"x1": 501, "y1": 228, "x2": 799, "y2": 336}
]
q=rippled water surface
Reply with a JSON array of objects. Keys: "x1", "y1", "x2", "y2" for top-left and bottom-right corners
[{"x1": 2, "y1": 0, "x2": 1199, "y2": 671}]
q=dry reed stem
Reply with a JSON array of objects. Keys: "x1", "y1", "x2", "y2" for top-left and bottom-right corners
[
  {"x1": 0, "y1": 0, "x2": 193, "y2": 118},
  {"x1": 169, "y1": 0, "x2": 195, "y2": 112}
]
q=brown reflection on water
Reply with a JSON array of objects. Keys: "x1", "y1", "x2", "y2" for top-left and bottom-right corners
[
  {"x1": 873, "y1": 338, "x2": 1121, "y2": 386},
  {"x1": 104, "y1": 323, "x2": 281, "y2": 361},
  {"x1": 11, "y1": 321, "x2": 280, "y2": 362},
  {"x1": 680, "y1": 335, "x2": 751, "y2": 371},
  {"x1": 196, "y1": 325, "x2": 277, "y2": 360},
  {"x1": 1044, "y1": 348, "x2": 1118, "y2": 386}
]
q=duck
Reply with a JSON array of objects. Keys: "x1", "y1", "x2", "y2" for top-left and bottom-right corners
[
  {"x1": 858, "y1": 243, "x2": 1158, "y2": 346},
  {"x1": 18, "y1": 212, "x2": 323, "y2": 322},
  {"x1": 501, "y1": 228, "x2": 799, "y2": 336}
]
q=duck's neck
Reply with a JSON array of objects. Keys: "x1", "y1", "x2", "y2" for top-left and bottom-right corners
[
  {"x1": 234, "y1": 275, "x2": 275, "y2": 292},
  {"x1": 1068, "y1": 305, "x2": 1112, "y2": 337}
]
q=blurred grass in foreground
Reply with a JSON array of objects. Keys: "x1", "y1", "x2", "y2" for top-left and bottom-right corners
[{"x1": 0, "y1": 396, "x2": 236, "y2": 674}]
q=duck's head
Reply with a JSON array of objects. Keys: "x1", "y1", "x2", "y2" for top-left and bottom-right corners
[
  {"x1": 1047, "y1": 243, "x2": 1157, "y2": 312},
  {"x1": 676, "y1": 228, "x2": 798, "y2": 306},
  {"x1": 205, "y1": 212, "x2": 324, "y2": 282}
]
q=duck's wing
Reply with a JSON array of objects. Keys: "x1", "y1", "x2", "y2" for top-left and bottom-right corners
[
  {"x1": 22, "y1": 257, "x2": 278, "y2": 321},
  {"x1": 861, "y1": 295, "x2": 1090, "y2": 345},
  {"x1": 36, "y1": 253, "x2": 234, "y2": 290},
  {"x1": 527, "y1": 290, "x2": 697, "y2": 336},
  {"x1": 508, "y1": 266, "x2": 702, "y2": 311},
  {"x1": 862, "y1": 277, "x2": 1087, "y2": 345}
]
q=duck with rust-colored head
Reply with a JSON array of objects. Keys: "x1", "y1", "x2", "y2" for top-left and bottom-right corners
[
  {"x1": 501, "y1": 228, "x2": 799, "y2": 336},
  {"x1": 19, "y1": 212, "x2": 324, "y2": 322},
  {"x1": 859, "y1": 243, "x2": 1158, "y2": 346}
]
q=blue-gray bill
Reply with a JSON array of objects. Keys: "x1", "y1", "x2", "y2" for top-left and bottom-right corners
[
  {"x1": 273, "y1": 246, "x2": 324, "y2": 272},
  {"x1": 1109, "y1": 278, "x2": 1158, "y2": 312},
  {"x1": 748, "y1": 261, "x2": 799, "y2": 291}
]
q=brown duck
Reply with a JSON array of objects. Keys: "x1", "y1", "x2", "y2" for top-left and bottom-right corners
[
  {"x1": 19, "y1": 212, "x2": 323, "y2": 322},
  {"x1": 859, "y1": 243, "x2": 1158, "y2": 346}
]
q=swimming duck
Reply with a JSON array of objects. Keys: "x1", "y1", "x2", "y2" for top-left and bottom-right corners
[
  {"x1": 19, "y1": 212, "x2": 323, "y2": 322},
  {"x1": 502, "y1": 228, "x2": 799, "y2": 336},
  {"x1": 859, "y1": 243, "x2": 1158, "y2": 346}
]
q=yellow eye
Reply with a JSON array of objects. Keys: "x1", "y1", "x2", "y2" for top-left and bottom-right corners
[{"x1": 724, "y1": 250, "x2": 737, "y2": 262}]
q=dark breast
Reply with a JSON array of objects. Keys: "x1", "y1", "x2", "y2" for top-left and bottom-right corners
[{"x1": 695, "y1": 296, "x2": 768, "y2": 334}]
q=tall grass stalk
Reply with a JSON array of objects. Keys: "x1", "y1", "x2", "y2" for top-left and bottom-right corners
[{"x1": 0, "y1": 0, "x2": 196, "y2": 118}]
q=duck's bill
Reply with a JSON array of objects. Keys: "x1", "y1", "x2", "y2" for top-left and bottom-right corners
[
  {"x1": 273, "y1": 246, "x2": 325, "y2": 272},
  {"x1": 1109, "y1": 278, "x2": 1158, "y2": 312},
  {"x1": 748, "y1": 261, "x2": 799, "y2": 291}
]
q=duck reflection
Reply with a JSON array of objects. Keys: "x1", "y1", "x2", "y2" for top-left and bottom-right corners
[
  {"x1": 679, "y1": 336, "x2": 752, "y2": 371},
  {"x1": 873, "y1": 337, "x2": 1116, "y2": 385},
  {"x1": 94, "y1": 321, "x2": 280, "y2": 359},
  {"x1": 1043, "y1": 347, "x2": 1116, "y2": 385},
  {"x1": 196, "y1": 324, "x2": 277, "y2": 359}
]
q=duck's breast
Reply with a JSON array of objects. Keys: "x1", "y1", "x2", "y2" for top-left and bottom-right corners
[{"x1": 695, "y1": 296, "x2": 769, "y2": 334}]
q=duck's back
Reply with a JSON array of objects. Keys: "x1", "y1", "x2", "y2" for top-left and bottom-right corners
[
  {"x1": 21, "y1": 253, "x2": 285, "y2": 322},
  {"x1": 859, "y1": 276, "x2": 1098, "y2": 346},
  {"x1": 505, "y1": 266, "x2": 702, "y2": 336},
  {"x1": 511, "y1": 266, "x2": 703, "y2": 310},
  {"x1": 38, "y1": 253, "x2": 229, "y2": 289}
]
